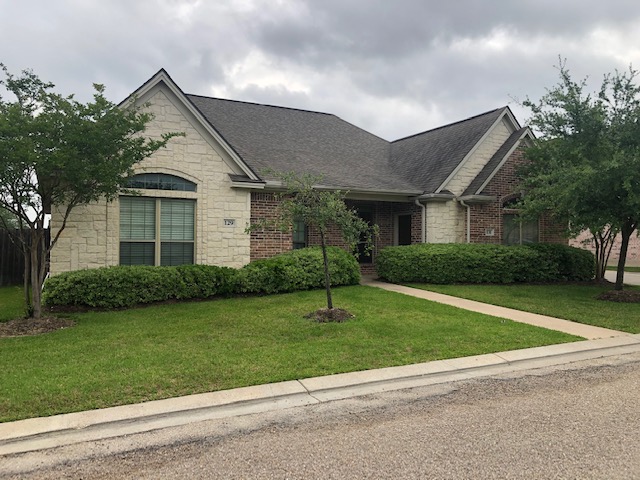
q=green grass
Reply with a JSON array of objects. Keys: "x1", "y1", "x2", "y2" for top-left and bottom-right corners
[
  {"x1": 0, "y1": 285, "x2": 25, "y2": 321},
  {"x1": 407, "y1": 283, "x2": 640, "y2": 334},
  {"x1": 0, "y1": 285, "x2": 577, "y2": 422},
  {"x1": 607, "y1": 266, "x2": 640, "y2": 272}
]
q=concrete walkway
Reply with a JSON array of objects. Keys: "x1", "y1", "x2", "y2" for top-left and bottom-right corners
[
  {"x1": 362, "y1": 279, "x2": 628, "y2": 340},
  {"x1": 605, "y1": 270, "x2": 640, "y2": 286}
]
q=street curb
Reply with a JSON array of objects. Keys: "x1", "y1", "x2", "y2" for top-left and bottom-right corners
[{"x1": 2, "y1": 334, "x2": 640, "y2": 455}]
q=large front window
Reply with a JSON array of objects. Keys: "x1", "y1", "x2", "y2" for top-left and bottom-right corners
[
  {"x1": 120, "y1": 197, "x2": 195, "y2": 266},
  {"x1": 502, "y1": 213, "x2": 538, "y2": 245}
]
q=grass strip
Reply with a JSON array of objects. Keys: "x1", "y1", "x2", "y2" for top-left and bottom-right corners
[{"x1": 407, "y1": 283, "x2": 640, "y2": 334}]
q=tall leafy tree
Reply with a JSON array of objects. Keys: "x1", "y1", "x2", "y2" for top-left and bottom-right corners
[
  {"x1": 247, "y1": 172, "x2": 378, "y2": 314},
  {"x1": 519, "y1": 61, "x2": 640, "y2": 290},
  {"x1": 0, "y1": 65, "x2": 181, "y2": 318}
]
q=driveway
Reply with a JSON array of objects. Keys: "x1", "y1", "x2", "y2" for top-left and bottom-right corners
[{"x1": 605, "y1": 270, "x2": 640, "y2": 286}]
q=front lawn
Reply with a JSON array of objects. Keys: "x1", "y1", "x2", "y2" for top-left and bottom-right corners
[
  {"x1": 0, "y1": 285, "x2": 578, "y2": 422},
  {"x1": 408, "y1": 283, "x2": 640, "y2": 333}
]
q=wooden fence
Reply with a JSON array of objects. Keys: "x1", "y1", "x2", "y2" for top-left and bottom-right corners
[{"x1": 0, "y1": 229, "x2": 50, "y2": 286}]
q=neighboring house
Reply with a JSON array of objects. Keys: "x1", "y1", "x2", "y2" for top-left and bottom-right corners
[
  {"x1": 49, "y1": 69, "x2": 564, "y2": 275},
  {"x1": 570, "y1": 232, "x2": 640, "y2": 267}
]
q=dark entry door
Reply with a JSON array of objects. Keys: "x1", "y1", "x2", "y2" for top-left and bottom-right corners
[{"x1": 398, "y1": 214, "x2": 412, "y2": 246}]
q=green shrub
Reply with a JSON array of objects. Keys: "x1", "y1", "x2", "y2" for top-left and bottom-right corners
[
  {"x1": 43, "y1": 264, "x2": 237, "y2": 309},
  {"x1": 43, "y1": 247, "x2": 359, "y2": 309},
  {"x1": 375, "y1": 243, "x2": 593, "y2": 284},
  {"x1": 237, "y1": 246, "x2": 360, "y2": 294},
  {"x1": 174, "y1": 264, "x2": 238, "y2": 299},
  {"x1": 526, "y1": 243, "x2": 595, "y2": 281}
]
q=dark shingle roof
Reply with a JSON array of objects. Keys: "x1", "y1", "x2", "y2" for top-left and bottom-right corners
[
  {"x1": 390, "y1": 108, "x2": 507, "y2": 193},
  {"x1": 462, "y1": 127, "x2": 529, "y2": 196},
  {"x1": 186, "y1": 95, "x2": 418, "y2": 192},
  {"x1": 185, "y1": 93, "x2": 513, "y2": 195}
]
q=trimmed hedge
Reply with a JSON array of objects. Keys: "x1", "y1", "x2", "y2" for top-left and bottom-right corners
[
  {"x1": 525, "y1": 243, "x2": 595, "y2": 281},
  {"x1": 43, "y1": 264, "x2": 237, "y2": 309},
  {"x1": 237, "y1": 246, "x2": 360, "y2": 294},
  {"x1": 375, "y1": 243, "x2": 595, "y2": 284},
  {"x1": 43, "y1": 246, "x2": 360, "y2": 309}
]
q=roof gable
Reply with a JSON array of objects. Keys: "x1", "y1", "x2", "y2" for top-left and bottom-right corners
[
  {"x1": 462, "y1": 127, "x2": 534, "y2": 197},
  {"x1": 123, "y1": 69, "x2": 261, "y2": 181},
  {"x1": 390, "y1": 108, "x2": 509, "y2": 193}
]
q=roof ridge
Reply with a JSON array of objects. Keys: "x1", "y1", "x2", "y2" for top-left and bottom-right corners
[
  {"x1": 185, "y1": 93, "x2": 333, "y2": 117},
  {"x1": 391, "y1": 106, "x2": 507, "y2": 143}
]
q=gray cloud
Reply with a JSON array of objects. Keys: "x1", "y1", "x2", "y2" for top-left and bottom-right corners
[{"x1": 1, "y1": 0, "x2": 640, "y2": 139}]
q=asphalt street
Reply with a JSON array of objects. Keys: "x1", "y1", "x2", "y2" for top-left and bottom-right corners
[{"x1": 5, "y1": 351, "x2": 640, "y2": 479}]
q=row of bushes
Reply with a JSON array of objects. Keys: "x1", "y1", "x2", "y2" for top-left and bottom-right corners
[
  {"x1": 375, "y1": 243, "x2": 594, "y2": 284},
  {"x1": 43, "y1": 246, "x2": 360, "y2": 309}
]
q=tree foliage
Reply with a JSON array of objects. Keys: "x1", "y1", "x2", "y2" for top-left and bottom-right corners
[
  {"x1": 519, "y1": 60, "x2": 640, "y2": 290},
  {"x1": 247, "y1": 172, "x2": 378, "y2": 312},
  {"x1": 0, "y1": 64, "x2": 181, "y2": 318}
]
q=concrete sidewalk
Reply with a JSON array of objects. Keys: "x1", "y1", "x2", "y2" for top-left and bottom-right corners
[
  {"x1": 362, "y1": 279, "x2": 628, "y2": 340},
  {"x1": 2, "y1": 279, "x2": 638, "y2": 457}
]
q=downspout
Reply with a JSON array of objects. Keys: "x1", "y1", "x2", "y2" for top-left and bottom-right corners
[
  {"x1": 459, "y1": 199, "x2": 471, "y2": 243},
  {"x1": 414, "y1": 198, "x2": 426, "y2": 243}
]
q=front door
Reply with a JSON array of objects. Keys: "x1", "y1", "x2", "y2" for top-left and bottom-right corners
[{"x1": 397, "y1": 214, "x2": 412, "y2": 245}]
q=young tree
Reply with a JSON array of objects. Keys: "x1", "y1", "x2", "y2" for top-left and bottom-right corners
[
  {"x1": 0, "y1": 65, "x2": 181, "y2": 318},
  {"x1": 247, "y1": 172, "x2": 378, "y2": 314},
  {"x1": 519, "y1": 61, "x2": 640, "y2": 290}
]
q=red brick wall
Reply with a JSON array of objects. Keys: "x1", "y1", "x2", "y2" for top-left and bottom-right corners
[
  {"x1": 249, "y1": 194, "x2": 420, "y2": 272},
  {"x1": 250, "y1": 192, "x2": 293, "y2": 260},
  {"x1": 469, "y1": 147, "x2": 566, "y2": 245}
]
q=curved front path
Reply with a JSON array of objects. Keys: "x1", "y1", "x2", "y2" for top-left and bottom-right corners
[{"x1": 362, "y1": 278, "x2": 629, "y2": 340}]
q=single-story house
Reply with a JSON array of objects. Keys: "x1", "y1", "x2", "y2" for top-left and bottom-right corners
[{"x1": 50, "y1": 69, "x2": 564, "y2": 275}]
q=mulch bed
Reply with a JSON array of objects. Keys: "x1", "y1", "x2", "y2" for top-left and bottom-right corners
[
  {"x1": 304, "y1": 308, "x2": 354, "y2": 323},
  {"x1": 596, "y1": 290, "x2": 640, "y2": 303},
  {"x1": 0, "y1": 317, "x2": 75, "y2": 338}
]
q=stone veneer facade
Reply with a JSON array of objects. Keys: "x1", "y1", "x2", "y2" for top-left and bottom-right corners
[
  {"x1": 50, "y1": 87, "x2": 253, "y2": 275},
  {"x1": 425, "y1": 117, "x2": 513, "y2": 244}
]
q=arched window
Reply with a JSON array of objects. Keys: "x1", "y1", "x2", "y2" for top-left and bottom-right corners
[
  {"x1": 127, "y1": 173, "x2": 196, "y2": 192},
  {"x1": 120, "y1": 173, "x2": 197, "y2": 266}
]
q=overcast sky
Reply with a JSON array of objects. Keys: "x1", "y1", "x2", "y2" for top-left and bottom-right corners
[{"x1": 2, "y1": 0, "x2": 640, "y2": 140}]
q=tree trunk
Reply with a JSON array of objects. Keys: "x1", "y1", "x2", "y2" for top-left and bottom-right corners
[
  {"x1": 319, "y1": 229, "x2": 333, "y2": 310},
  {"x1": 593, "y1": 232, "x2": 604, "y2": 282},
  {"x1": 30, "y1": 232, "x2": 42, "y2": 319},
  {"x1": 22, "y1": 249, "x2": 30, "y2": 317},
  {"x1": 615, "y1": 222, "x2": 633, "y2": 291},
  {"x1": 593, "y1": 228, "x2": 616, "y2": 283}
]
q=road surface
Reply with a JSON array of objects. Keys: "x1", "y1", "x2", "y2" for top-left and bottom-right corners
[{"x1": 5, "y1": 351, "x2": 640, "y2": 479}]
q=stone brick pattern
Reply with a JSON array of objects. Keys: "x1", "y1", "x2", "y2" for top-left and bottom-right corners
[
  {"x1": 446, "y1": 119, "x2": 512, "y2": 196},
  {"x1": 50, "y1": 87, "x2": 253, "y2": 274}
]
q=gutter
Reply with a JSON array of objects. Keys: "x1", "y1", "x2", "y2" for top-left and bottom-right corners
[
  {"x1": 414, "y1": 198, "x2": 426, "y2": 243},
  {"x1": 459, "y1": 199, "x2": 471, "y2": 243}
]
